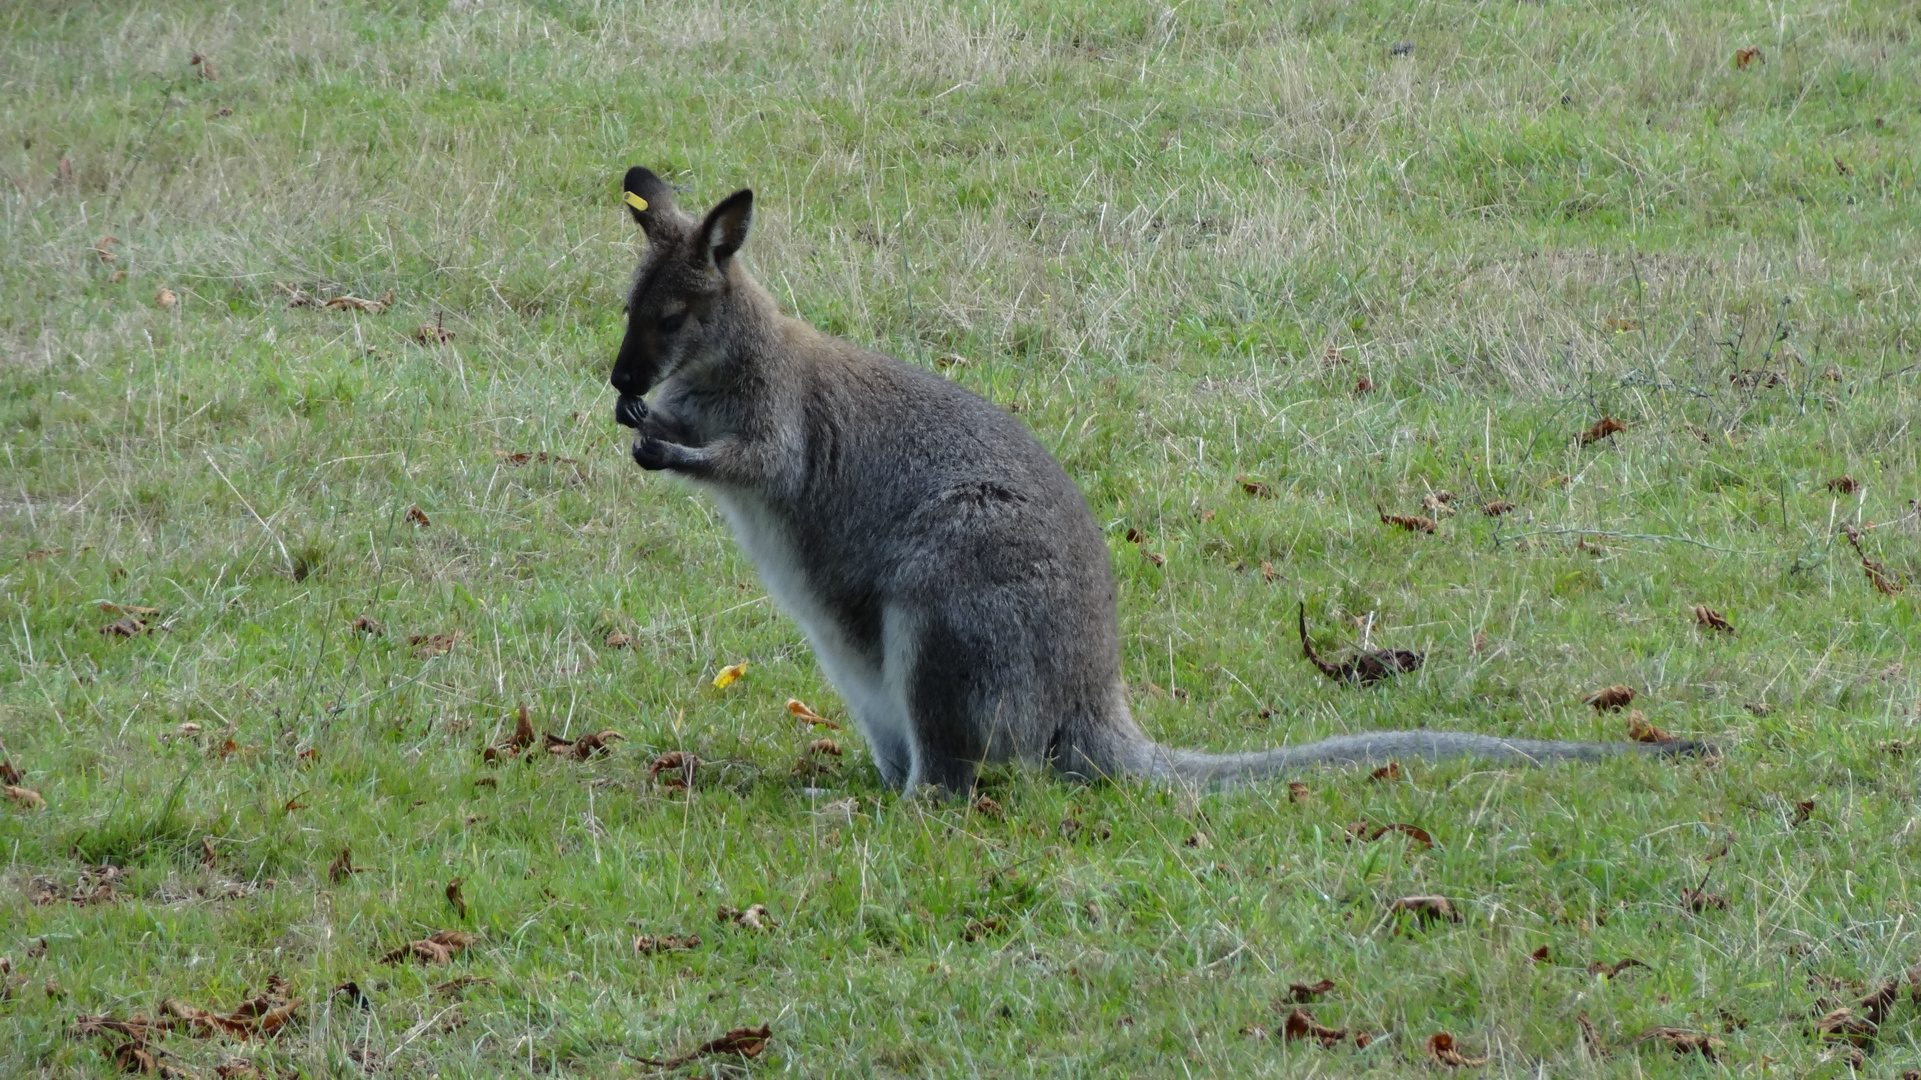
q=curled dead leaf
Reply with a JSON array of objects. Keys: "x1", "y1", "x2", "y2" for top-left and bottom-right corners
[
  {"x1": 404, "y1": 505, "x2": 430, "y2": 527},
  {"x1": 786, "y1": 698, "x2": 842, "y2": 729},
  {"x1": 1426, "y1": 1032, "x2": 1487, "y2": 1067},
  {"x1": 100, "y1": 617, "x2": 149, "y2": 637},
  {"x1": 1577, "y1": 1012, "x2": 1607, "y2": 1057},
  {"x1": 1634, "y1": 1027, "x2": 1723, "y2": 1060},
  {"x1": 1298, "y1": 604, "x2": 1423, "y2": 686},
  {"x1": 326, "y1": 846, "x2": 359, "y2": 883},
  {"x1": 1286, "y1": 781, "x2": 1310, "y2": 803},
  {"x1": 1691, "y1": 604, "x2": 1734, "y2": 633},
  {"x1": 446, "y1": 877, "x2": 467, "y2": 919},
  {"x1": 1282, "y1": 1007, "x2": 1349, "y2": 1048},
  {"x1": 1813, "y1": 1007, "x2": 1877, "y2": 1047},
  {"x1": 712, "y1": 661, "x2": 748, "y2": 689},
  {"x1": 154, "y1": 288, "x2": 177, "y2": 310},
  {"x1": 1735, "y1": 46, "x2": 1762, "y2": 68},
  {"x1": 1346, "y1": 821, "x2": 1434, "y2": 849},
  {"x1": 1792, "y1": 798, "x2": 1814, "y2": 826},
  {"x1": 1580, "y1": 416, "x2": 1627, "y2": 445},
  {"x1": 632, "y1": 1024, "x2": 772, "y2": 1069},
  {"x1": 604, "y1": 631, "x2": 634, "y2": 648},
  {"x1": 1389, "y1": 895, "x2": 1459, "y2": 926},
  {"x1": 1827, "y1": 475, "x2": 1860, "y2": 495},
  {"x1": 1584, "y1": 685, "x2": 1636, "y2": 711},
  {"x1": 1625, "y1": 710, "x2": 1673, "y2": 744},
  {"x1": 0, "y1": 759, "x2": 21, "y2": 785},
  {"x1": 972, "y1": 795, "x2": 1004, "y2": 819},
  {"x1": 1236, "y1": 474, "x2": 1274, "y2": 499},
  {"x1": 544, "y1": 729, "x2": 624, "y2": 760},
  {"x1": 1588, "y1": 958, "x2": 1646, "y2": 978},
  {"x1": 634, "y1": 933, "x2": 701, "y2": 955},
  {"x1": 1379, "y1": 509, "x2": 1437, "y2": 534},
  {"x1": 1482, "y1": 500, "x2": 1515, "y2": 516},
  {"x1": 1368, "y1": 761, "x2": 1403, "y2": 782},
  {"x1": 408, "y1": 630, "x2": 461, "y2": 658},
  {"x1": 1680, "y1": 888, "x2": 1727, "y2": 913},
  {"x1": 1530, "y1": 945, "x2": 1551, "y2": 965},
  {"x1": 413, "y1": 312, "x2": 454, "y2": 344},
  {"x1": 1286, "y1": 978, "x2": 1335, "y2": 1003},
  {"x1": 649, "y1": 751, "x2": 700, "y2": 790},
  {"x1": 350, "y1": 615, "x2": 384, "y2": 636},
  {"x1": 718, "y1": 903, "x2": 775, "y2": 931},
  {"x1": 1354, "y1": 375, "x2": 1374, "y2": 394},
  {"x1": 4, "y1": 785, "x2": 45, "y2": 810},
  {"x1": 323, "y1": 294, "x2": 389, "y2": 314},
  {"x1": 378, "y1": 930, "x2": 476, "y2": 965}
]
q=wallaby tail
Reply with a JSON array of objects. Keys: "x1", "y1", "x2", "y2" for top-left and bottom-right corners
[{"x1": 1133, "y1": 730, "x2": 1710, "y2": 787}]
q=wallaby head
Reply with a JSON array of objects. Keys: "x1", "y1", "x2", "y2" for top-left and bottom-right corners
[{"x1": 610, "y1": 166, "x2": 758, "y2": 406}]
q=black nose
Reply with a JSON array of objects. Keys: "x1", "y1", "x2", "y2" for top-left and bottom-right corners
[{"x1": 615, "y1": 395, "x2": 648, "y2": 429}]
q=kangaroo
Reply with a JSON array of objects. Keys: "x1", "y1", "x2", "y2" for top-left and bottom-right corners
[{"x1": 608, "y1": 167, "x2": 1707, "y2": 796}]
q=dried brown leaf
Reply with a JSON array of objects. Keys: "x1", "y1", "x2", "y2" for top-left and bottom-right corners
[
  {"x1": 1368, "y1": 762, "x2": 1402, "y2": 782},
  {"x1": 100, "y1": 617, "x2": 149, "y2": 637},
  {"x1": 1286, "y1": 781, "x2": 1310, "y2": 804},
  {"x1": 1636, "y1": 1027, "x2": 1724, "y2": 1059},
  {"x1": 1735, "y1": 46, "x2": 1762, "y2": 68},
  {"x1": 1282, "y1": 1008, "x2": 1349, "y2": 1047},
  {"x1": 1297, "y1": 604, "x2": 1423, "y2": 686},
  {"x1": 1625, "y1": 710, "x2": 1673, "y2": 744},
  {"x1": 4, "y1": 785, "x2": 44, "y2": 810},
  {"x1": 408, "y1": 630, "x2": 461, "y2": 658},
  {"x1": 604, "y1": 631, "x2": 634, "y2": 648},
  {"x1": 1286, "y1": 978, "x2": 1335, "y2": 1003},
  {"x1": 1236, "y1": 474, "x2": 1274, "y2": 499},
  {"x1": 1379, "y1": 509, "x2": 1437, "y2": 534},
  {"x1": 323, "y1": 294, "x2": 387, "y2": 314},
  {"x1": 649, "y1": 750, "x2": 700, "y2": 790},
  {"x1": 1584, "y1": 685, "x2": 1636, "y2": 711},
  {"x1": 1589, "y1": 958, "x2": 1646, "y2": 978},
  {"x1": 634, "y1": 933, "x2": 701, "y2": 955},
  {"x1": 404, "y1": 505, "x2": 430, "y2": 527},
  {"x1": 154, "y1": 288, "x2": 178, "y2": 310},
  {"x1": 1389, "y1": 895, "x2": 1460, "y2": 925},
  {"x1": 1354, "y1": 375, "x2": 1374, "y2": 394},
  {"x1": 350, "y1": 615, "x2": 384, "y2": 636},
  {"x1": 1828, "y1": 475, "x2": 1860, "y2": 495},
  {"x1": 1680, "y1": 888, "x2": 1727, "y2": 913},
  {"x1": 446, "y1": 878, "x2": 467, "y2": 919},
  {"x1": 326, "y1": 846, "x2": 358, "y2": 883},
  {"x1": 785, "y1": 698, "x2": 842, "y2": 729},
  {"x1": 1691, "y1": 604, "x2": 1734, "y2": 633},
  {"x1": 1579, "y1": 416, "x2": 1627, "y2": 445},
  {"x1": 632, "y1": 1024, "x2": 772, "y2": 1068},
  {"x1": 0, "y1": 760, "x2": 21, "y2": 786},
  {"x1": 1482, "y1": 500, "x2": 1515, "y2": 516},
  {"x1": 1426, "y1": 1032, "x2": 1487, "y2": 1067},
  {"x1": 971, "y1": 795, "x2": 1004, "y2": 819},
  {"x1": 1577, "y1": 1012, "x2": 1607, "y2": 1057},
  {"x1": 1792, "y1": 798, "x2": 1815, "y2": 826}
]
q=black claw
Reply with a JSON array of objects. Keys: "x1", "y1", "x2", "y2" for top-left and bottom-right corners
[{"x1": 615, "y1": 395, "x2": 648, "y2": 429}]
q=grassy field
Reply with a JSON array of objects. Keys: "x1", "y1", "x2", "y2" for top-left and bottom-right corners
[{"x1": 3, "y1": 0, "x2": 1919, "y2": 1075}]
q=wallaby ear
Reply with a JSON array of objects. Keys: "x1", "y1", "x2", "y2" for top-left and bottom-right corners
[
  {"x1": 698, "y1": 189, "x2": 754, "y2": 270},
  {"x1": 620, "y1": 166, "x2": 677, "y2": 231}
]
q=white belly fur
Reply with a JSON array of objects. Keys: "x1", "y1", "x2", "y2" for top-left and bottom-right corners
[{"x1": 707, "y1": 489, "x2": 908, "y2": 750}]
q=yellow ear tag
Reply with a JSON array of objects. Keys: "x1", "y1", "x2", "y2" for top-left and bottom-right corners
[{"x1": 624, "y1": 191, "x2": 649, "y2": 212}]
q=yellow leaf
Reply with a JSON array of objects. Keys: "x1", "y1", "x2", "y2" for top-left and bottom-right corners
[{"x1": 712, "y1": 661, "x2": 748, "y2": 690}]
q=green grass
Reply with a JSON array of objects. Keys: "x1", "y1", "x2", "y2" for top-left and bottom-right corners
[{"x1": 2, "y1": 0, "x2": 1918, "y2": 1075}]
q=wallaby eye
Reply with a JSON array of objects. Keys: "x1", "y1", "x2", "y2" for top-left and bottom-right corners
[{"x1": 658, "y1": 312, "x2": 688, "y2": 333}]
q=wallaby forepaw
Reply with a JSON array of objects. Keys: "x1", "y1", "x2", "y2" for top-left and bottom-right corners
[
  {"x1": 631, "y1": 437, "x2": 682, "y2": 471},
  {"x1": 614, "y1": 394, "x2": 648, "y2": 429}
]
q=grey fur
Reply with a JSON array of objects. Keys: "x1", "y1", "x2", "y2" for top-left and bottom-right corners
[{"x1": 608, "y1": 169, "x2": 1707, "y2": 795}]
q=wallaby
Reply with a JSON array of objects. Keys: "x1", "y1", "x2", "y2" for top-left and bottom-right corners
[{"x1": 608, "y1": 167, "x2": 1707, "y2": 796}]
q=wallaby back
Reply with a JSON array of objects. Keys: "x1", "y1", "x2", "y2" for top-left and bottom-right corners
[{"x1": 608, "y1": 167, "x2": 1708, "y2": 795}]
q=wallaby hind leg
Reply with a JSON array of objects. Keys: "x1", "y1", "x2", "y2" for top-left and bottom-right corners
[{"x1": 889, "y1": 610, "x2": 997, "y2": 797}]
